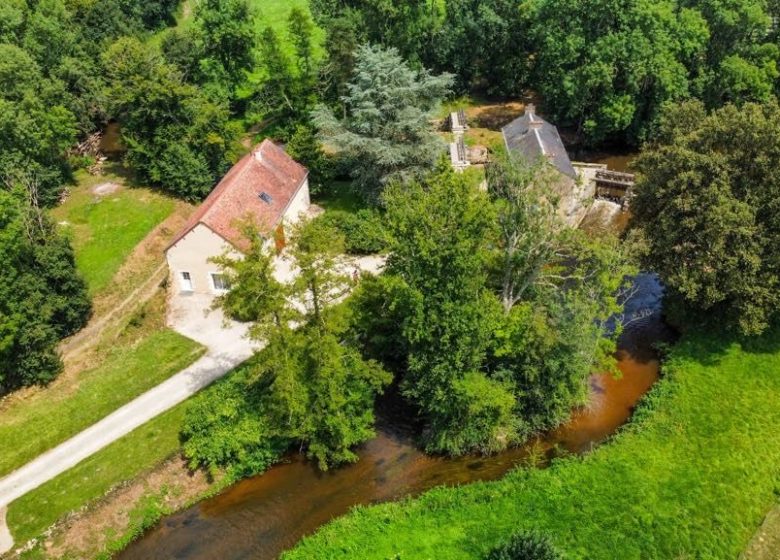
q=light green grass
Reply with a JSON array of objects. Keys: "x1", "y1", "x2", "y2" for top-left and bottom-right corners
[
  {"x1": 0, "y1": 329, "x2": 204, "y2": 477},
  {"x1": 7, "y1": 402, "x2": 188, "y2": 544},
  {"x1": 51, "y1": 168, "x2": 176, "y2": 295},
  {"x1": 285, "y1": 328, "x2": 780, "y2": 559}
]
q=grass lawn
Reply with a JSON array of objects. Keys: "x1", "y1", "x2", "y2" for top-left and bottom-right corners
[
  {"x1": 0, "y1": 315, "x2": 204, "y2": 477},
  {"x1": 285, "y1": 327, "x2": 780, "y2": 559},
  {"x1": 6, "y1": 403, "x2": 188, "y2": 544},
  {"x1": 51, "y1": 167, "x2": 176, "y2": 295},
  {"x1": 314, "y1": 181, "x2": 367, "y2": 213}
]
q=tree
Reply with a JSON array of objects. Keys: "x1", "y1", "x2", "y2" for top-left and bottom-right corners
[
  {"x1": 631, "y1": 100, "x2": 780, "y2": 334},
  {"x1": 188, "y1": 219, "x2": 391, "y2": 472},
  {"x1": 288, "y1": 7, "x2": 316, "y2": 79},
  {"x1": 0, "y1": 184, "x2": 90, "y2": 394},
  {"x1": 486, "y1": 152, "x2": 563, "y2": 313},
  {"x1": 103, "y1": 37, "x2": 239, "y2": 201},
  {"x1": 194, "y1": 0, "x2": 256, "y2": 93},
  {"x1": 434, "y1": 0, "x2": 531, "y2": 96},
  {"x1": 529, "y1": 0, "x2": 709, "y2": 144},
  {"x1": 486, "y1": 531, "x2": 565, "y2": 560},
  {"x1": 312, "y1": 44, "x2": 453, "y2": 202},
  {"x1": 378, "y1": 168, "x2": 514, "y2": 454}
]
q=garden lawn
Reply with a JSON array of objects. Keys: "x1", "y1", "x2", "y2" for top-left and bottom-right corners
[
  {"x1": 250, "y1": 0, "x2": 325, "y2": 55},
  {"x1": 285, "y1": 328, "x2": 780, "y2": 559},
  {"x1": 51, "y1": 169, "x2": 176, "y2": 295},
  {"x1": 0, "y1": 330, "x2": 203, "y2": 477},
  {"x1": 7, "y1": 403, "x2": 188, "y2": 544}
]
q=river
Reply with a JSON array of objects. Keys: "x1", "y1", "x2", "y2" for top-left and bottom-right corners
[{"x1": 118, "y1": 269, "x2": 671, "y2": 560}]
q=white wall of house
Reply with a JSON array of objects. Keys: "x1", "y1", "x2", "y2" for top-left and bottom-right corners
[
  {"x1": 166, "y1": 179, "x2": 310, "y2": 296},
  {"x1": 166, "y1": 224, "x2": 239, "y2": 296},
  {"x1": 283, "y1": 177, "x2": 311, "y2": 226}
]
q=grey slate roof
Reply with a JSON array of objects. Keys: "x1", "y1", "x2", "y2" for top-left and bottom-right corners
[{"x1": 501, "y1": 105, "x2": 577, "y2": 180}]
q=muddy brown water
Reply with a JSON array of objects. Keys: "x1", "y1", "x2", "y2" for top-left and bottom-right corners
[{"x1": 119, "y1": 272, "x2": 670, "y2": 560}]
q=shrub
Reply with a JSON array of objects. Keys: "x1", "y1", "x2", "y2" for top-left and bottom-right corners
[
  {"x1": 486, "y1": 531, "x2": 564, "y2": 560},
  {"x1": 318, "y1": 209, "x2": 387, "y2": 255}
]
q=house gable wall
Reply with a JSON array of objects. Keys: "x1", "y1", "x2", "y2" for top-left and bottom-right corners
[{"x1": 165, "y1": 224, "x2": 240, "y2": 295}]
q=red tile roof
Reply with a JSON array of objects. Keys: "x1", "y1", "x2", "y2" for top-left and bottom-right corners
[{"x1": 166, "y1": 140, "x2": 309, "y2": 252}]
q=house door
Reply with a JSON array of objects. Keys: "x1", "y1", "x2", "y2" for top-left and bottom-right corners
[{"x1": 274, "y1": 224, "x2": 286, "y2": 253}]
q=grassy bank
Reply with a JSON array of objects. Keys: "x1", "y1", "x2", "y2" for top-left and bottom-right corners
[
  {"x1": 0, "y1": 302, "x2": 204, "y2": 477},
  {"x1": 285, "y1": 328, "x2": 780, "y2": 559},
  {"x1": 51, "y1": 168, "x2": 176, "y2": 295},
  {"x1": 7, "y1": 403, "x2": 188, "y2": 545}
]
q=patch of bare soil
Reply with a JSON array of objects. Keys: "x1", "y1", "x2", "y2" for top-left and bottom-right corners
[
  {"x1": 42, "y1": 457, "x2": 212, "y2": 560},
  {"x1": 91, "y1": 182, "x2": 122, "y2": 196},
  {"x1": 741, "y1": 505, "x2": 780, "y2": 560},
  {"x1": 468, "y1": 101, "x2": 526, "y2": 131}
]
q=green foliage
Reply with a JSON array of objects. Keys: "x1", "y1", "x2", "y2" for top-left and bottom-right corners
[
  {"x1": 310, "y1": 0, "x2": 441, "y2": 66},
  {"x1": 312, "y1": 44, "x2": 453, "y2": 202},
  {"x1": 186, "y1": 220, "x2": 391, "y2": 473},
  {"x1": 366, "y1": 164, "x2": 631, "y2": 455},
  {"x1": 103, "y1": 37, "x2": 239, "y2": 201},
  {"x1": 317, "y1": 208, "x2": 388, "y2": 255},
  {"x1": 285, "y1": 124, "x2": 334, "y2": 194},
  {"x1": 194, "y1": 0, "x2": 257, "y2": 94},
  {"x1": 284, "y1": 327, "x2": 780, "y2": 559},
  {"x1": 486, "y1": 531, "x2": 564, "y2": 560},
  {"x1": 424, "y1": 371, "x2": 519, "y2": 456},
  {"x1": 436, "y1": 0, "x2": 531, "y2": 96},
  {"x1": 631, "y1": 100, "x2": 780, "y2": 334},
  {"x1": 0, "y1": 188, "x2": 90, "y2": 393},
  {"x1": 181, "y1": 363, "x2": 285, "y2": 477}
]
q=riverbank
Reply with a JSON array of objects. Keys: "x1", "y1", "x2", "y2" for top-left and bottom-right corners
[{"x1": 284, "y1": 326, "x2": 780, "y2": 559}]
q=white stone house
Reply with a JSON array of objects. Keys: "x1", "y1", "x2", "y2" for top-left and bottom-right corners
[{"x1": 165, "y1": 139, "x2": 310, "y2": 296}]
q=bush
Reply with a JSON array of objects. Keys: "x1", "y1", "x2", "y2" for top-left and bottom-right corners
[
  {"x1": 318, "y1": 209, "x2": 387, "y2": 255},
  {"x1": 486, "y1": 531, "x2": 564, "y2": 560},
  {"x1": 180, "y1": 365, "x2": 286, "y2": 478}
]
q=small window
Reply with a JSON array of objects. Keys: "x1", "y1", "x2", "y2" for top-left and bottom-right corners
[
  {"x1": 211, "y1": 273, "x2": 231, "y2": 292},
  {"x1": 180, "y1": 271, "x2": 193, "y2": 292},
  {"x1": 259, "y1": 191, "x2": 273, "y2": 204}
]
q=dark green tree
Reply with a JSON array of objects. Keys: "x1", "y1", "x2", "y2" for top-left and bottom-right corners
[
  {"x1": 486, "y1": 531, "x2": 565, "y2": 560},
  {"x1": 313, "y1": 44, "x2": 453, "y2": 202},
  {"x1": 631, "y1": 100, "x2": 780, "y2": 334},
  {"x1": 103, "y1": 37, "x2": 239, "y2": 201},
  {"x1": 0, "y1": 184, "x2": 90, "y2": 394},
  {"x1": 194, "y1": 0, "x2": 256, "y2": 93}
]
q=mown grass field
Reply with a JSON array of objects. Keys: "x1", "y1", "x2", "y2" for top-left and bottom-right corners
[
  {"x1": 0, "y1": 303, "x2": 203, "y2": 478},
  {"x1": 51, "y1": 168, "x2": 176, "y2": 295},
  {"x1": 285, "y1": 328, "x2": 780, "y2": 559},
  {"x1": 7, "y1": 403, "x2": 188, "y2": 545}
]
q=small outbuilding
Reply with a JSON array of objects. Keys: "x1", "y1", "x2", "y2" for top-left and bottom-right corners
[{"x1": 165, "y1": 139, "x2": 310, "y2": 296}]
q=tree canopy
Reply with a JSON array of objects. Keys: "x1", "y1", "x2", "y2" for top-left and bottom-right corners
[
  {"x1": 313, "y1": 44, "x2": 453, "y2": 202},
  {"x1": 0, "y1": 185, "x2": 90, "y2": 393},
  {"x1": 631, "y1": 100, "x2": 780, "y2": 334}
]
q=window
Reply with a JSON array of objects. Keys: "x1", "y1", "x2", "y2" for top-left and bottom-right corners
[
  {"x1": 210, "y1": 273, "x2": 231, "y2": 292},
  {"x1": 180, "y1": 271, "x2": 193, "y2": 292},
  {"x1": 259, "y1": 191, "x2": 273, "y2": 204}
]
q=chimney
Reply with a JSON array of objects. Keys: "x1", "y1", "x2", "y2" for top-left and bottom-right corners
[
  {"x1": 526, "y1": 104, "x2": 543, "y2": 129},
  {"x1": 253, "y1": 145, "x2": 264, "y2": 163}
]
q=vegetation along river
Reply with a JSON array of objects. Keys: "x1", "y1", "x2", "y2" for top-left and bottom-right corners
[{"x1": 119, "y1": 267, "x2": 673, "y2": 560}]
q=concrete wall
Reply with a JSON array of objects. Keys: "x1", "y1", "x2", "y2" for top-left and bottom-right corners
[{"x1": 166, "y1": 224, "x2": 239, "y2": 295}]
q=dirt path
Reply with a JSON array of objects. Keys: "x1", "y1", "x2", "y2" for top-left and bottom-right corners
[{"x1": 741, "y1": 505, "x2": 780, "y2": 560}]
